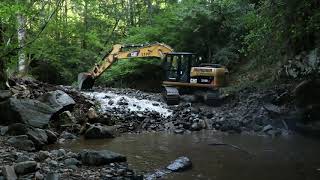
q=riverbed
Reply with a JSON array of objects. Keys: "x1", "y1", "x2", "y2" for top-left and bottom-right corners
[{"x1": 58, "y1": 131, "x2": 320, "y2": 180}]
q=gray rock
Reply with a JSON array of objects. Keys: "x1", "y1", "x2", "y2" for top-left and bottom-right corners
[
  {"x1": 59, "y1": 131, "x2": 77, "y2": 140},
  {"x1": 166, "y1": 157, "x2": 192, "y2": 172},
  {"x1": 49, "y1": 160, "x2": 58, "y2": 167},
  {"x1": 262, "y1": 125, "x2": 273, "y2": 132},
  {"x1": 64, "y1": 158, "x2": 81, "y2": 166},
  {"x1": 27, "y1": 128, "x2": 48, "y2": 148},
  {"x1": 45, "y1": 172, "x2": 59, "y2": 180},
  {"x1": 117, "y1": 97, "x2": 129, "y2": 106},
  {"x1": 14, "y1": 161, "x2": 37, "y2": 175},
  {"x1": 58, "y1": 111, "x2": 76, "y2": 125},
  {"x1": 87, "y1": 108, "x2": 98, "y2": 120},
  {"x1": 0, "y1": 126, "x2": 8, "y2": 136},
  {"x1": 50, "y1": 149, "x2": 66, "y2": 158},
  {"x1": 38, "y1": 90, "x2": 75, "y2": 113},
  {"x1": 2, "y1": 165, "x2": 17, "y2": 180},
  {"x1": 174, "y1": 129, "x2": 184, "y2": 134},
  {"x1": 80, "y1": 150, "x2": 126, "y2": 166},
  {"x1": 108, "y1": 100, "x2": 114, "y2": 105},
  {"x1": 84, "y1": 124, "x2": 115, "y2": 139},
  {"x1": 16, "y1": 155, "x2": 33, "y2": 163},
  {"x1": 7, "y1": 123, "x2": 29, "y2": 135},
  {"x1": 45, "y1": 130, "x2": 57, "y2": 144},
  {"x1": 0, "y1": 98, "x2": 55, "y2": 128},
  {"x1": 191, "y1": 122, "x2": 202, "y2": 131},
  {"x1": 0, "y1": 90, "x2": 12, "y2": 101},
  {"x1": 37, "y1": 151, "x2": 50, "y2": 162},
  {"x1": 35, "y1": 171, "x2": 44, "y2": 180},
  {"x1": 8, "y1": 135, "x2": 35, "y2": 151}
]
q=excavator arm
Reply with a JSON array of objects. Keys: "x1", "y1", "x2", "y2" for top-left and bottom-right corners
[{"x1": 78, "y1": 42, "x2": 173, "y2": 90}]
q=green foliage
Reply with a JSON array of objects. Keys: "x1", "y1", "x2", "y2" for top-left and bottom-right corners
[
  {"x1": 96, "y1": 58, "x2": 164, "y2": 89},
  {"x1": 124, "y1": 0, "x2": 248, "y2": 67},
  {"x1": 1, "y1": 0, "x2": 319, "y2": 88}
]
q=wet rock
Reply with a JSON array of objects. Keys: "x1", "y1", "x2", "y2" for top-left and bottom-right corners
[
  {"x1": 166, "y1": 157, "x2": 192, "y2": 172},
  {"x1": 8, "y1": 135, "x2": 35, "y2": 151},
  {"x1": 45, "y1": 172, "x2": 59, "y2": 180},
  {"x1": 36, "y1": 151, "x2": 50, "y2": 162},
  {"x1": 117, "y1": 97, "x2": 129, "y2": 106},
  {"x1": 84, "y1": 124, "x2": 115, "y2": 139},
  {"x1": 58, "y1": 111, "x2": 76, "y2": 125},
  {"x1": 191, "y1": 122, "x2": 202, "y2": 131},
  {"x1": 80, "y1": 150, "x2": 126, "y2": 166},
  {"x1": 0, "y1": 90, "x2": 12, "y2": 101},
  {"x1": 262, "y1": 125, "x2": 273, "y2": 132},
  {"x1": 16, "y1": 155, "x2": 34, "y2": 163},
  {"x1": 14, "y1": 161, "x2": 37, "y2": 175},
  {"x1": 0, "y1": 126, "x2": 8, "y2": 136},
  {"x1": 87, "y1": 107, "x2": 98, "y2": 120},
  {"x1": 35, "y1": 171, "x2": 44, "y2": 180},
  {"x1": 38, "y1": 90, "x2": 75, "y2": 113},
  {"x1": 50, "y1": 149, "x2": 66, "y2": 158},
  {"x1": 45, "y1": 130, "x2": 57, "y2": 144},
  {"x1": 108, "y1": 100, "x2": 114, "y2": 105},
  {"x1": 59, "y1": 131, "x2": 76, "y2": 140},
  {"x1": 27, "y1": 128, "x2": 48, "y2": 148},
  {"x1": 7, "y1": 123, "x2": 29, "y2": 135},
  {"x1": 174, "y1": 129, "x2": 184, "y2": 134},
  {"x1": 2, "y1": 165, "x2": 17, "y2": 180},
  {"x1": 267, "y1": 129, "x2": 282, "y2": 137},
  {"x1": 49, "y1": 160, "x2": 58, "y2": 167},
  {"x1": 0, "y1": 98, "x2": 55, "y2": 128},
  {"x1": 64, "y1": 158, "x2": 81, "y2": 167},
  {"x1": 144, "y1": 169, "x2": 171, "y2": 180}
]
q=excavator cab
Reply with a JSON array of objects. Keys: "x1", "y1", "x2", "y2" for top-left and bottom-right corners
[
  {"x1": 163, "y1": 52, "x2": 194, "y2": 83},
  {"x1": 162, "y1": 53, "x2": 228, "y2": 105}
]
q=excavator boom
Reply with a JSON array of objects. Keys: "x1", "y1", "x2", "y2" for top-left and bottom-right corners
[{"x1": 78, "y1": 43, "x2": 173, "y2": 90}]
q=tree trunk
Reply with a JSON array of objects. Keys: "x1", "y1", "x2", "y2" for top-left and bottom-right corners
[
  {"x1": 82, "y1": 0, "x2": 88, "y2": 49},
  {"x1": 0, "y1": 23, "x2": 8, "y2": 89},
  {"x1": 17, "y1": 11, "x2": 27, "y2": 75}
]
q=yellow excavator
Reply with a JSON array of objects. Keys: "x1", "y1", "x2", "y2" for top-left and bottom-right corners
[{"x1": 78, "y1": 42, "x2": 228, "y2": 105}]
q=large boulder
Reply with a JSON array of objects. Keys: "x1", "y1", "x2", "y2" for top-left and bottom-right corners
[
  {"x1": 84, "y1": 124, "x2": 115, "y2": 139},
  {"x1": 79, "y1": 150, "x2": 126, "y2": 166},
  {"x1": 0, "y1": 90, "x2": 75, "y2": 128},
  {"x1": 0, "y1": 98, "x2": 55, "y2": 128},
  {"x1": 38, "y1": 90, "x2": 75, "y2": 113}
]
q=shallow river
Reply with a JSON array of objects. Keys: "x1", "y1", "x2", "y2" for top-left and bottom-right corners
[{"x1": 59, "y1": 131, "x2": 320, "y2": 180}]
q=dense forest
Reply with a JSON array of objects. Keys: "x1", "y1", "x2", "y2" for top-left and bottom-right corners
[{"x1": 0, "y1": 0, "x2": 319, "y2": 88}]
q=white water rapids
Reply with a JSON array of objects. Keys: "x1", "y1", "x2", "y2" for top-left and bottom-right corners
[{"x1": 83, "y1": 91, "x2": 173, "y2": 117}]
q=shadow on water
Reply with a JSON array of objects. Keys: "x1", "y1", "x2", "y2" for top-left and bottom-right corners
[{"x1": 57, "y1": 131, "x2": 320, "y2": 180}]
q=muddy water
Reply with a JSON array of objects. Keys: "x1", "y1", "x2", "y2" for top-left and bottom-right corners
[{"x1": 59, "y1": 131, "x2": 320, "y2": 180}]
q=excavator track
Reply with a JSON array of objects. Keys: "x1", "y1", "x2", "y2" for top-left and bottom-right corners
[{"x1": 163, "y1": 86, "x2": 180, "y2": 105}]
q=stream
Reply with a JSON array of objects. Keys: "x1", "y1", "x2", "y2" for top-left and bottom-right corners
[{"x1": 58, "y1": 131, "x2": 320, "y2": 180}]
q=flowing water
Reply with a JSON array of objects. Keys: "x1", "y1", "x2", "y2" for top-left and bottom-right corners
[{"x1": 58, "y1": 131, "x2": 320, "y2": 180}]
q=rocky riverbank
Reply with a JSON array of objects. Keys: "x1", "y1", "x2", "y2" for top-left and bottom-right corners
[{"x1": 0, "y1": 77, "x2": 319, "y2": 179}]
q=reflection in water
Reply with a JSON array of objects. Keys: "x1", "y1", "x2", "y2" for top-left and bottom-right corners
[{"x1": 58, "y1": 131, "x2": 320, "y2": 180}]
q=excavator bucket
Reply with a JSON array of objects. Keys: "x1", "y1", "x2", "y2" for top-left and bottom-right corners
[{"x1": 78, "y1": 72, "x2": 95, "y2": 90}]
